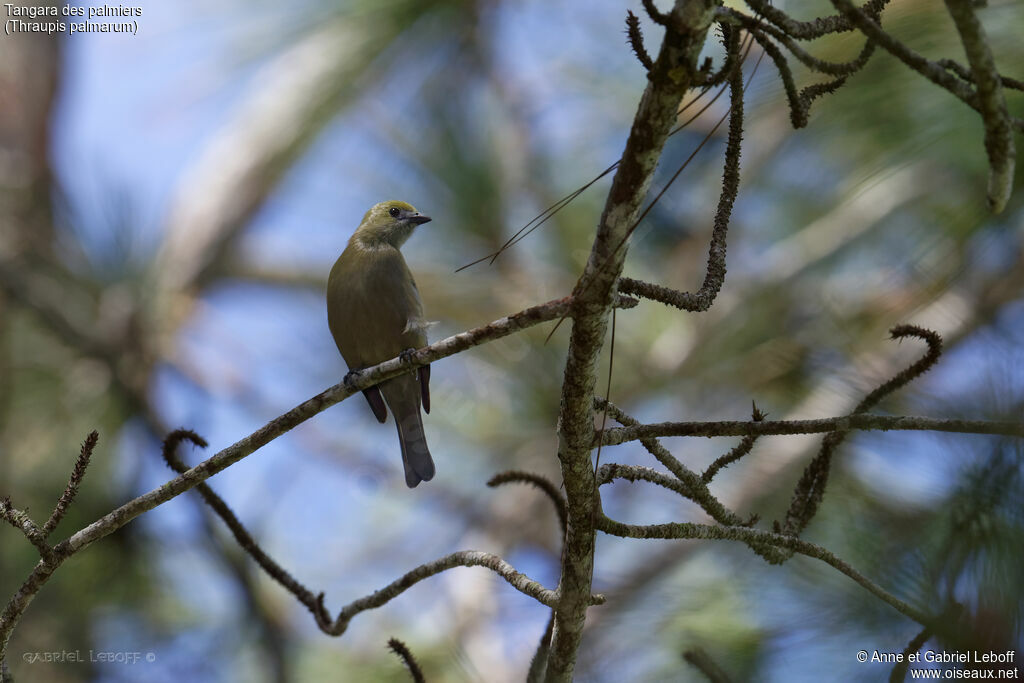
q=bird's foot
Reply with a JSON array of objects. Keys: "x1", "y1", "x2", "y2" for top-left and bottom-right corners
[
  {"x1": 343, "y1": 369, "x2": 362, "y2": 391},
  {"x1": 399, "y1": 348, "x2": 417, "y2": 366}
]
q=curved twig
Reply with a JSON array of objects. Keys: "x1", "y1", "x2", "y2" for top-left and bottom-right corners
[
  {"x1": 161, "y1": 429, "x2": 327, "y2": 622},
  {"x1": 315, "y1": 550, "x2": 581, "y2": 636},
  {"x1": 488, "y1": 470, "x2": 569, "y2": 538},
  {"x1": 779, "y1": 326, "x2": 943, "y2": 537}
]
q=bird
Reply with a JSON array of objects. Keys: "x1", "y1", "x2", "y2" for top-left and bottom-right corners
[{"x1": 327, "y1": 200, "x2": 435, "y2": 488}]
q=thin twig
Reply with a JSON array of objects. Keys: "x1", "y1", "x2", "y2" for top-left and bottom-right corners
[
  {"x1": 721, "y1": 8, "x2": 877, "y2": 77},
  {"x1": 938, "y1": 58, "x2": 1024, "y2": 92},
  {"x1": 486, "y1": 472, "x2": 565, "y2": 683},
  {"x1": 744, "y1": 25, "x2": 853, "y2": 129},
  {"x1": 488, "y1": 471, "x2": 569, "y2": 538},
  {"x1": 702, "y1": 401, "x2": 766, "y2": 482},
  {"x1": 597, "y1": 413, "x2": 1023, "y2": 447},
  {"x1": 387, "y1": 638, "x2": 426, "y2": 683},
  {"x1": 779, "y1": 326, "x2": 942, "y2": 537},
  {"x1": 598, "y1": 463, "x2": 701, "y2": 501},
  {"x1": 642, "y1": 0, "x2": 669, "y2": 26},
  {"x1": 41, "y1": 431, "x2": 98, "y2": 538},
  {"x1": 671, "y1": 53, "x2": 746, "y2": 311},
  {"x1": 889, "y1": 625, "x2": 932, "y2": 683},
  {"x1": 626, "y1": 11, "x2": 653, "y2": 71}
]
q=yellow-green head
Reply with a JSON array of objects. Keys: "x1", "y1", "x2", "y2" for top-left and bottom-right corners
[{"x1": 353, "y1": 200, "x2": 431, "y2": 249}]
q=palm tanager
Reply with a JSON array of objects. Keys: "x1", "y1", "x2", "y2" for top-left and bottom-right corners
[{"x1": 327, "y1": 200, "x2": 435, "y2": 487}]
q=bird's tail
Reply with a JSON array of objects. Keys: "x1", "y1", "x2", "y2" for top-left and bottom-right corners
[
  {"x1": 385, "y1": 375, "x2": 435, "y2": 488},
  {"x1": 395, "y1": 409, "x2": 434, "y2": 488}
]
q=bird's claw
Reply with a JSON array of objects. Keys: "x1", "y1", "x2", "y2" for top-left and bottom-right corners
[
  {"x1": 343, "y1": 369, "x2": 362, "y2": 391},
  {"x1": 399, "y1": 348, "x2": 417, "y2": 366}
]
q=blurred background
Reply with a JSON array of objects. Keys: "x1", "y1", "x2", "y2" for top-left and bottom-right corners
[{"x1": 1, "y1": 0, "x2": 1022, "y2": 681}]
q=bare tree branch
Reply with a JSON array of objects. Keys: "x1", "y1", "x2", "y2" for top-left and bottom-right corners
[
  {"x1": 597, "y1": 413, "x2": 1024, "y2": 447},
  {"x1": 546, "y1": 0, "x2": 720, "y2": 673},
  {"x1": 942, "y1": 0, "x2": 1016, "y2": 212}
]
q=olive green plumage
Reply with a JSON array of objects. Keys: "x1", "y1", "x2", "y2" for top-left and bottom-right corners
[{"x1": 327, "y1": 200, "x2": 435, "y2": 487}]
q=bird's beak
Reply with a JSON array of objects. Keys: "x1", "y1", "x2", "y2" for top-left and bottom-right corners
[{"x1": 407, "y1": 213, "x2": 431, "y2": 225}]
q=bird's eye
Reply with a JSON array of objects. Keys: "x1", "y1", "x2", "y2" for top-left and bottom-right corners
[{"x1": 389, "y1": 207, "x2": 400, "y2": 217}]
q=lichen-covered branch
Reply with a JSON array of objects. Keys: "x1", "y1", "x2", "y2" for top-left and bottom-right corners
[
  {"x1": 942, "y1": 0, "x2": 1016, "y2": 212},
  {"x1": 547, "y1": 0, "x2": 718, "y2": 677},
  {"x1": 597, "y1": 413, "x2": 1024, "y2": 447}
]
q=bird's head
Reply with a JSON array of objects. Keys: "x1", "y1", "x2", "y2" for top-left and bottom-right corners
[{"x1": 353, "y1": 200, "x2": 432, "y2": 249}]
